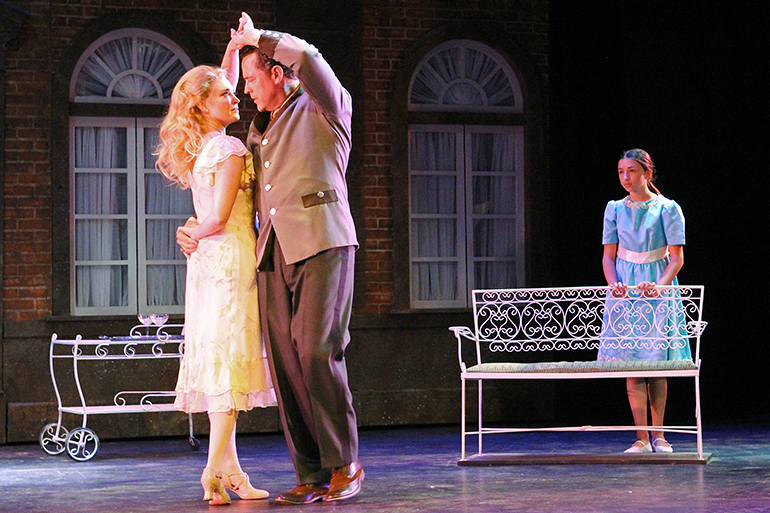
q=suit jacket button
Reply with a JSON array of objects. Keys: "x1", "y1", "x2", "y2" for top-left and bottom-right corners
[
  {"x1": 265, "y1": 184, "x2": 272, "y2": 191},
  {"x1": 270, "y1": 208, "x2": 276, "y2": 215}
]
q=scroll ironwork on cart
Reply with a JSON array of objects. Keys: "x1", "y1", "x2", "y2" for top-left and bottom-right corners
[{"x1": 39, "y1": 323, "x2": 200, "y2": 461}]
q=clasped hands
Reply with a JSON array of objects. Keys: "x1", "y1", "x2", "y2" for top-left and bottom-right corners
[
  {"x1": 177, "y1": 218, "x2": 199, "y2": 258},
  {"x1": 608, "y1": 281, "x2": 660, "y2": 298},
  {"x1": 229, "y1": 12, "x2": 263, "y2": 49}
]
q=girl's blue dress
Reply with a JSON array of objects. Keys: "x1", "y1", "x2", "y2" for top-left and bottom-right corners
[{"x1": 597, "y1": 195, "x2": 692, "y2": 362}]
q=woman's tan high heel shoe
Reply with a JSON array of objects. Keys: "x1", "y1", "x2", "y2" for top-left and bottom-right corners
[
  {"x1": 222, "y1": 472, "x2": 269, "y2": 500},
  {"x1": 201, "y1": 467, "x2": 231, "y2": 505}
]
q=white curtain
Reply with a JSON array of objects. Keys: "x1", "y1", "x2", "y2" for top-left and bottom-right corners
[
  {"x1": 73, "y1": 125, "x2": 193, "y2": 311},
  {"x1": 74, "y1": 127, "x2": 129, "y2": 308},
  {"x1": 410, "y1": 129, "x2": 518, "y2": 304},
  {"x1": 410, "y1": 45, "x2": 515, "y2": 109},
  {"x1": 410, "y1": 130, "x2": 459, "y2": 302},
  {"x1": 470, "y1": 131, "x2": 517, "y2": 289},
  {"x1": 143, "y1": 127, "x2": 192, "y2": 307},
  {"x1": 76, "y1": 36, "x2": 183, "y2": 100}
]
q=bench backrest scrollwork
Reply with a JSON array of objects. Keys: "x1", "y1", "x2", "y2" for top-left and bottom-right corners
[{"x1": 471, "y1": 286, "x2": 705, "y2": 364}]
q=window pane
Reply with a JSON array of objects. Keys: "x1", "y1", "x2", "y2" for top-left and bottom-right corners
[
  {"x1": 146, "y1": 219, "x2": 188, "y2": 260},
  {"x1": 410, "y1": 131, "x2": 456, "y2": 171},
  {"x1": 444, "y1": 82, "x2": 484, "y2": 107},
  {"x1": 146, "y1": 264, "x2": 186, "y2": 306},
  {"x1": 411, "y1": 175, "x2": 456, "y2": 214},
  {"x1": 143, "y1": 127, "x2": 160, "y2": 169},
  {"x1": 75, "y1": 265, "x2": 128, "y2": 307},
  {"x1": 145, "y1": 174, "x2": 193, "y2": 215},
  {"x1": 471, "y1": 132, "x2": 514, "y2": 173},
  {"x1": 412, "y1": 219, "x2": 457, "y2": 258},
  {"x1": 74, "y1": 127, "x2": 128, "y2": 168},
  {"x1": 75, "y1": 173, "x2": 128, "y2": 214},
  {"x1": 413, "y1": 262, "x2": 458, "y2": 301},
  {"x1": 75, "y1": 219, "x2": 128, "y2": 260},
  {"x1": 157, "y1": 61, "x2": 189, "y2": 100},
  {"x1": 484, "y1": 69, "x2": 515, "y2": 107},
  {"x1": 473, "y1": 218, "x2": 517, "y2": 258},
  {"x1": 472, "y1": 175, "x2": 516, "y2": 215},
  {"x1": 474, "y1": 261, "x2": 518, "y2": 289}
]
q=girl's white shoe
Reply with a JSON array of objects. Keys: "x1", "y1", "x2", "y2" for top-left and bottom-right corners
[
  {"x1": 624, "y1": 440, "x2": 652, "y2": 453},
  {"x1": 652, "y1": 438, "x2": 674, "y2": 453}
]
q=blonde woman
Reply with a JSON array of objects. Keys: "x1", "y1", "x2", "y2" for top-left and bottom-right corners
[{"x1": 156, "y1": 60, "x2": 275, "y2": 505}]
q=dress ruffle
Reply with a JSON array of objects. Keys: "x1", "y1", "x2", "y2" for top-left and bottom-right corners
[{"x1": 175, "y1": 388, "x2": 277, "y2": 414}]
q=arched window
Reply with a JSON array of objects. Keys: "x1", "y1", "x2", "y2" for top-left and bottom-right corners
[
  {"x1": 71, "y1": 29, "x2": 192, "y2": 103},
  {"x1": 406, "y1": 40, "x2": 526, "y2": 309},
  {"x1": 409, "y1": 40, "x2": 522, "y2": 113},
  {"x1": 68, "y1": 29, "x2": 194, "y2": 316}
]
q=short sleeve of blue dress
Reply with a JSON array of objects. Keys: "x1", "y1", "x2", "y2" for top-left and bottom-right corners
[
  {"x1": 598, "y1": 196, "x2": 691, "y2": 362},
  {"x1": 661, "y1": 199, "x2": 685, "y2": 246},
  {"x1": 602, "y1": 201, "x2": 619, "y2": 245}
]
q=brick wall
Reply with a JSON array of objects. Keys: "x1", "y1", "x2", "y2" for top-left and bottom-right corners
[
  {"x1": 2, "y1": 0, "x2": 548, "y2": 321},
  {"x1": 4, "y1": 1, "x2": 53, "y2": 322},
  {"x1": 2, "y1": 1, "x2": 272, "y2": 322},
  {"x1": 359, "y1": 0, "x2": 549, "y2": 313}
]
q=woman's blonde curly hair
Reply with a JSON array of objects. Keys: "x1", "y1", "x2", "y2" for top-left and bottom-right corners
[{"x1": 156, "y1": 65, "x2": 227, "y2": 188}]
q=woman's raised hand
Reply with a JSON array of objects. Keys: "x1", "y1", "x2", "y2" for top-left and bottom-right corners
[
  {"x1": 238, "y1": 12, "x2": 254, "y2": 33},
  {"x1": 230, "y1": 12, "x2": 261, "y2": 48}
]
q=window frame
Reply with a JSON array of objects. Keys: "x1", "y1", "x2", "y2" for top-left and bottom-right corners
[
  {"x1": 407, "y1": 124, "x2": 525, "y2": 309},
  {"x1": 390, "y1": 23, "x2": 548, "y2": 312},
  {"x1": 69, "y1": 117, "x2": 191, "y2": 316},
  {"x1": 408, "y1": 39, "x2": 523, "y2": 114},
  {"x1": 70, "y1": 28, "x2": 193, "y2": 105},
  {"x1": 136, "y1": 118, "x2": 189, "y2": 316},
  {"x1": 50, "y1": 15, "x2": 216, "y2": 319},
  {"x1": 69, "y1": 117, "x2": 138, "y2": 316},
  {"x1": 408, "y1": 124, "x2": 467, "y2": 309}
]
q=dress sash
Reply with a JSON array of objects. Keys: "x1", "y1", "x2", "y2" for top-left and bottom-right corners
[{"x1": 617, "y1": 246, "x2": 668, "y2": 264}]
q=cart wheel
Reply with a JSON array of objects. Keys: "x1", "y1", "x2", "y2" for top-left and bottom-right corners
[
  {"x1": 39, "y1": 423, "x2": 69, "y2": 455},
  {"x1": 189, "y1": 435, "x2": 201, "y2": 451},
  {"x1": 65, "y1": 427, "x2": 100, "y2": 461}
]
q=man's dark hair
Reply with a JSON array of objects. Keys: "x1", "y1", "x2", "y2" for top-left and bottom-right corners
[{"x1": 242, "y1": 45, "x2": 295, "y2": 79}]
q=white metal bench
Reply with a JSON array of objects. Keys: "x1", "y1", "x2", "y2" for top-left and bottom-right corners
[{"x1": 450, "y1": 285, "x2": 707, "y2": 462}]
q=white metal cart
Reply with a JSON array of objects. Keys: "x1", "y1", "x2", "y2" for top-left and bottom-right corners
[{"x1": 39, "y1": 324, "x2": 199, "y2": 461}]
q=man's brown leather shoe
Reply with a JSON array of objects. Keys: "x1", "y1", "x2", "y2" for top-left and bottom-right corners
[
  {"x1": 324, "y1": 460, "x2": 364, "y2": 502},
  {"x1": 275, "y1": 483, "x2": 328, "y2": 505}
]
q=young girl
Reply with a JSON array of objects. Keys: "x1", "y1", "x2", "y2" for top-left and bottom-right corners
[
  {"x1": 156, "y1": 63, "x2": 275, "y2": 504},
  {"x1": 598, "y1": 148, "x2": 690, "y2": 454}
]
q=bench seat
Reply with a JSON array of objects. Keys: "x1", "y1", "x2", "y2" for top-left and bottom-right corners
[{"x1": 467, "y1": 359, "x2": 698, "y2": 374}]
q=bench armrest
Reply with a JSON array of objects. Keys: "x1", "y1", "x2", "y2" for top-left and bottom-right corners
[{"x1": 449, "y1": 326, "x2": 476, "y2": 373}]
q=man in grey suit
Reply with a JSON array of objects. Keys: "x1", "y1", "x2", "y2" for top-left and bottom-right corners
[
  {"x1": 178, "y1": 11, "x2": 362, "y2": 506},
  {"x1": 229, "y1": 13, "x2": 362, "y2": 505}
]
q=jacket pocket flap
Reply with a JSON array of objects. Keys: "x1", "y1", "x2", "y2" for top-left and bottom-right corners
[{"x1": 302, "y1": 189, "x2": 339, "y2": 208}]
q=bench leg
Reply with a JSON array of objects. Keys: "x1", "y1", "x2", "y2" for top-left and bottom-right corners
[
  {"x1": 478, "y1": 379, "x2": 483, "y2": 456},
  {"x1": 695, "y1": 374, "x2": 703, "y2": 459},
  {"x1": 461, "y1": 377, "x2": 466, "y2": 460}
]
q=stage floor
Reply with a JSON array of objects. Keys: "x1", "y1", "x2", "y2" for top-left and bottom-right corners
[{"x1": 2, "y1": 423, "x2": 769, "y2": 512}]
